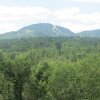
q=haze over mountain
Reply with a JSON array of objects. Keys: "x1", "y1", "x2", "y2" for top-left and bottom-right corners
[
  {"x1": 0, "y1": 23, "x2": 100, "y2": 39},
  {"x1": 0, "y1": 23, "x2": 76, "y2": 39},
  {"x1": 78, "y1": 29, "x2": 100, "y2": 37}
]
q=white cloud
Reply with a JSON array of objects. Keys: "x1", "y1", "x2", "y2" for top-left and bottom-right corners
[
  {"x1": 73, "y1": 12, "x2": 100, "y2": 23},
  {"x1": 61, "y1": 22, "x2": 100, "y2": 33},
  {"x1": 0, "y1": 6, "x2": 51, "y2": 33},
  {"x1": 0, "y1": 5, "x2": 100, "y2": 33},
  {"x1": 53, "y1": 8, "x2": 80, "y2": 20},
  {"x1": 73, "y1": 0, "x2": 100, "y2": 3},
  {"x1": 0, "y1": 23, "x2": 17, "y2": 33},
  {"x1": 52, "y1": 8, "x2": 100, "y2": 32}
]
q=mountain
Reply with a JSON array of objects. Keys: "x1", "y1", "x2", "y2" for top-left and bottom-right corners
[
  {"x1": 78, "y1": 29, "x2": 100, "y2": 37},
  {"x1": 0, "y1": 23, "x2": 76, "y2": 39}
]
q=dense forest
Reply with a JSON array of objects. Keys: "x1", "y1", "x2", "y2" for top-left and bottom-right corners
[{"x1": 0, "y1": 37, "x2": 100, "y2": 100}]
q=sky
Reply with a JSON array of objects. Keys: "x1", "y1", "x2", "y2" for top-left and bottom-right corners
[{"x1": 0, "y1": 0, "x2": 100, "y2": 34}]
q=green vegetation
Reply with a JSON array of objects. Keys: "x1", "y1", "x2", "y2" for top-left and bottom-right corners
[{"x1": 0, "y1": 37, "x2": 100, "y2": 100}]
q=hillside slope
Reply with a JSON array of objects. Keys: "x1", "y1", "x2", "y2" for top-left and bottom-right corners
[
  {"x1": 78, "y1": 29, "x2": 100, "y2": 37},
  {"x1": 0, "y1": 23, "x2": 76, "y2": 39}
]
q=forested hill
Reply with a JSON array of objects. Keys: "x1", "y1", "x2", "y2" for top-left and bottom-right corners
[
  {"x1": 78, "y1": 29, "x2": 100, "y2": 37},
  {"x1": 0, "y1": 23, "x2": 76, "y2": 39}
]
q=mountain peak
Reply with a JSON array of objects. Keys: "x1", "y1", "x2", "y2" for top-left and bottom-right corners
[{"x1": 0, "y1": 23, "x2": 76, "y2": 39}]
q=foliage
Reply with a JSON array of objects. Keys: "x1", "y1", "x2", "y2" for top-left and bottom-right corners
[{"x1": 0, "y1": 37, "x2": 100, "y2": 100}]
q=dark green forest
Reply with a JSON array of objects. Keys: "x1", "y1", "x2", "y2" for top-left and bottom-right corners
[{"x1": 0, "y1": 37, "x2": 100, "y2": 100}]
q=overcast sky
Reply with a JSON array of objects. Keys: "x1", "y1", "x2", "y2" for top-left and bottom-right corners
[{"x1": 0, "y1": 0, "x2": 100, "y2": 34}]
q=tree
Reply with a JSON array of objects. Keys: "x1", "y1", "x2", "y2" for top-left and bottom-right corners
[
  {"x1": 28, "y1": 62, "x2": 50, "y2": 100},
  {"x1": 3, "y1": 55, "x2": 32, "y2": 100}
]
